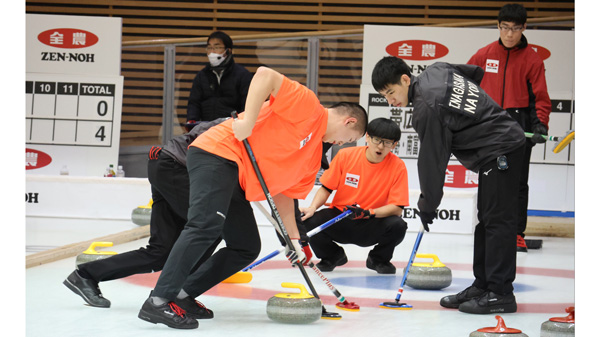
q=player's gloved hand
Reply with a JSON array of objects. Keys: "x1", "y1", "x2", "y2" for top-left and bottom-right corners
[
  {"x1": 415, "y1": 209, "x2": 435, "y2": 232},
  {"x1": 531, "y1": 124, "x2": 548, "y2": 144},
  {"x1": 285, "y1": 239, "x2": 307, "y2": 267},
  {"x1": 300, "y1": 241, "x2": 313, "y2": 266},
  {"x1": 344, "y1": 204, "x2": 375, "y2": 220},
  {"x1": 148, "y1": 146, "x2": 162, "y2": 160}
]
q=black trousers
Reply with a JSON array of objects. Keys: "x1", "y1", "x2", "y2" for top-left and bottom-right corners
[
  {"x1": 78, "y1": 152, "x2": 220, "y2": 282},
  {"x1": 507, "y1": 108, "x2": 535, "y2": 237},
  {"x1": 153, "y1": 147, "x2": 261, "y2": 300},
  {"x1": 472, "y1": 144, "x2": 525, "y2": 295},
  {"x1": 304, "y1": 207, "x2": 407, "y2": 263}
]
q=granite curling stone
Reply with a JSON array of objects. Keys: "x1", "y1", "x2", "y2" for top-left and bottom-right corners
[
  {"x1": 403, "y1": 253, "x2": 452, "y2": 290},
  {"x1": 470, "y1": 315, "x2": 529, "y2": 337},
  {"x1": 267, "y1": 282, "x2": 322, "y2": 324},
  {"x1": 540, "y1": 306, "x2": 574, "y2": 337},
  {"x1": 76, "y1": 242, "x2": 118, "y2": 267},
  {"x1": 131, "y1": 199, "x2": 152, "y2": 226}
]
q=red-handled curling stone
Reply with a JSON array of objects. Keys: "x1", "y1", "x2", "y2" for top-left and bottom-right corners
[
  {"x1": 469, "y1": 315, "x2": 529, "y2": 337},
  {"x1": 540, "y1": 306, "x2": 574, "y2": 337}
]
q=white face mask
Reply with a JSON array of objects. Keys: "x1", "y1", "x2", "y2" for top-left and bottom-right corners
[{"x1": 208, "y1": 51, "x2": 227, "y2": 67}]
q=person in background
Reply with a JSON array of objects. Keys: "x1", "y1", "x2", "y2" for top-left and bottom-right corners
[
  {"x1": 186, "y1": 31, "x2": 253, "y2": 129},
  {"x1": 467, "y1": 3, "x2": 551, "y2": 252}
]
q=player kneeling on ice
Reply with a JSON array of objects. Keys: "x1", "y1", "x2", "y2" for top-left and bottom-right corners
[{"x1": 300, "y1": 118, "x2": 409, "y2": 275}]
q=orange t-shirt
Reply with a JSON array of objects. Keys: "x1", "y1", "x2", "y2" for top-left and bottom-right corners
[
  {"x1": 190, "y1": 76, "x2": 328, "y2": 201},
  {"x1": 320, "y1": 146, "x2": 409, "y2": 211}
]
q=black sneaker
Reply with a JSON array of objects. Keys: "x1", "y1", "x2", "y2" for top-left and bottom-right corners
[
  {"x1": 63, "y1": 270, "x2": 110, "y2": 308},
  {"x1": 440, "y1": 285, "x2": 485, "y2": 309},
  {"x1": 458, "y1": 290, "x2": 517, "y2": 314},
  {"x1": 138, "y1": 296, "x2": 198, "y2": 329},
  {"x1": 366, "y1": 256, "x2": 396, "y2": 274},
  {"x1": 173, "y1": 296, "x2": 214, "y2": 319},
  {"x1": 316, "y1": 251, "x2": 348, "y2": 272}
]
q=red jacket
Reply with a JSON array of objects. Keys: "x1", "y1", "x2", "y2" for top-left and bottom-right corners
[{"x1": 467, "y1": 36, "x2": 551, "y2": 128}]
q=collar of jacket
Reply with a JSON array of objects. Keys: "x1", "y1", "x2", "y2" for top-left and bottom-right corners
[
  {"x1": 497, "y1": 34, "x2": 528, "y2": 51},
  {"x1": 407, "y1": 74, "x2": 417, "y2": 105}
]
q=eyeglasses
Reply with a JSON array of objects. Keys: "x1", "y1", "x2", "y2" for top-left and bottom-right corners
[
  {"x1": 206, "y1": 45, "x2": 226, "y2": 52},
  {"x1": 369, "y1": 136, "x2": 396, "y2": 148},
  {"x1": 499, "y1": 25, "x2": 524, "y2": 33}
]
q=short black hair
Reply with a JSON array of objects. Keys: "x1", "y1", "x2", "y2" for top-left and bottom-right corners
[
  {"x1": 329, "y1": 102, "x2": 369, "y2": 136},
  {"x1": 367, "y1": 118, "x2": 401, "y2": 142},
  {"x1": 498, "y1": 4, "x2": 527, "y2": 26},
  {"x1": 371, "y1": 56, "x2": 412, "y2": 92},
  {"x1": 208, "y1": 31, "x2": 233, "y2": 50}
]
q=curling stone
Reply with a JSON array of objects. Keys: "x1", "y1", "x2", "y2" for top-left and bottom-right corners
[
  {"x1": 403, "y1": 253, "x2": 452, "y2": 290},
  {"x1": 540, "y1": 306, "x2": 574, "y2": 337},
  {"x1": 266, "y1": 282, "x2": 322, "y2": 324},
  {"x1": 75, "y1": 242, "x2": 118, "y2": 267},
  {"x1": 470, "y1": 315, "x2": 529, "y2": 337},
  {"x1": 131, "y1": 199, "x2": 152, "y2": 226}
]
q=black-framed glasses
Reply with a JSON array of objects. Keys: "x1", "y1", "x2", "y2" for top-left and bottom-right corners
[
  {"x1": 206, "y1": 45, "x2": 226, "y2": 52},
  {"x1": 369, "y1": 136, "x2": 396, "y2": 148},
  {"x1": 499, "y1": 25, "x2": 524, "y2": 33}
]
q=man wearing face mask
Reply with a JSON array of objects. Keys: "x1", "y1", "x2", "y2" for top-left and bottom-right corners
[{"x1": 186, "y1": 31, "x2": 253, "y2": 129}]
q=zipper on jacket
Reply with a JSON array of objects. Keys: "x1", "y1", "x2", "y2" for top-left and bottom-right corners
[{"x1": 501, "y1": 48, "x2": 510, "y2": 108}]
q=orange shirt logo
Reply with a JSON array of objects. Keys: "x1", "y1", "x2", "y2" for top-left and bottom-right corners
[
  {"x1": 344, "y1": 173, "x2": 360, "y2": 188},
  {"x1": 300, "y1": 132, "x2": 313, "y2": 149}
]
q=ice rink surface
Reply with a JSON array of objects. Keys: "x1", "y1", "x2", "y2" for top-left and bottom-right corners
[{"x1": 25, "y1": 218, "x2": 577, "y2": 337}]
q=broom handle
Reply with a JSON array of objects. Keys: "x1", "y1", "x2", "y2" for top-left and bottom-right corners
[{"x1": 524, "y1": 132, "x2": 560, "y2": 142}]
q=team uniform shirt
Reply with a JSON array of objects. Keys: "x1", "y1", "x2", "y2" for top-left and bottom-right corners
[
  {"x1": 467, "y1": 36, "x2": 551, "y2": 127},
  {"x1": 191, "y1": 76, "x2": 327, "y2": 201},
  {"x1": 319, "y1": 146, "x2": 409, "y2": 212},
  {"x1": 408, "y1": 62, "x2": 525, "y2": 214}
]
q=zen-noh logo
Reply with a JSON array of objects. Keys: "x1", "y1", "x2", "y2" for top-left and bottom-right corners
[
  {"x1": 38, "y1": 28, "x2": 99, "y2": 49},
  {"x1": 529, "y1": 44, "x2": 551, "y2": 61},
  {"x1": 26, "y1": 148, "x2": 52, "y2": 170},
  {"x1": 444, "y1": 165, "x2": 478, "y2": 188},
  {"x1": 386, "y1": 40, "x2": 449, "y2": 61}
]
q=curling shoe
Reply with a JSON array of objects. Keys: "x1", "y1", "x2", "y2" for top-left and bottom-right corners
[
  {"x1": 173, "y1": 296, "x2": 214, "y2": 319},
  {"x1": 440, "y1": 285, "x2": 485, "y2": 309},
  {"x1": 517, "y1": 235, "x2": 528, "y2": 252},
  {"x1": 366, "y1": 256, "x2": 396, "y2": 274},
  {"x1": 458, "y1": 290, "x2": 517, "y2": 314},
  {"x1": 138, "y1": 295, "x2": 198, "y2": 329},
  {"x1": 63, "y1": 270, "x2": 110, "y2": 308},
  {"x1": 316, "y1": 251, "x2": 348, "y2": 272}
]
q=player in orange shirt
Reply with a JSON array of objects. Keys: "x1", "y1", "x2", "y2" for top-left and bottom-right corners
[
  {"x1": 300, "y1": 118, "x2": 409, "y2": 274},
  {"x1": 138, "y1": 66, "x2": 368, "y2": 329}
]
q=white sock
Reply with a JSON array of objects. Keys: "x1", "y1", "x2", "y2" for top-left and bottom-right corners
[
  {"x1": 150, "y1": 296, "x2": 168, "y2": 306},
  {"x1": 176, "y1": 289, "x2": 189, "y2": 300}
]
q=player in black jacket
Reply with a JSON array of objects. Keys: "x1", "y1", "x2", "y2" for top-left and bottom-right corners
[
  {"x1": 372, "y1": 57, "x2": 525, "y2": 314},
  {"x1": 63, "y1": 118, "x2": 226, "y2": 319}
]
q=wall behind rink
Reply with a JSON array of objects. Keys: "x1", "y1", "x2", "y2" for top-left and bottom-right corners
[{"x1": 359, "y1": 25, "x2": 574, "y2": 214}]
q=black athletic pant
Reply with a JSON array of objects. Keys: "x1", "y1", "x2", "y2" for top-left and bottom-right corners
[
  {"x1": 153, "y1": 147, "x2": 261, "y2": 300},
  {"x1": 304, "y1": 207, "x2": 407, "y2": 264},
  {"x1": 507, "y1": 108, "x2": 536, "y2": 237},
  {"x1": 472, "y1": 145, "x2": 525, "y2": 295},
  {"x1": 78, "y1": 152, "x2": 220, "y2": 282}
]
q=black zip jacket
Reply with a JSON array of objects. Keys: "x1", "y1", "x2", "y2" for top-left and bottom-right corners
[{"x1": 409, "y1": 62, "x2": 525, "y2": 213}]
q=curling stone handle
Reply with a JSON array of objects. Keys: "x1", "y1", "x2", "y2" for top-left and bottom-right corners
[
  {"x1": 415, "y1": 253, "x2": 445, "y2": 267},
  {"x1": 82, "y1": 242, "x2": 116, "y2": 255},
  {"x1": 281, "y1": 282, "x2": 311, "y2": 297}
]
